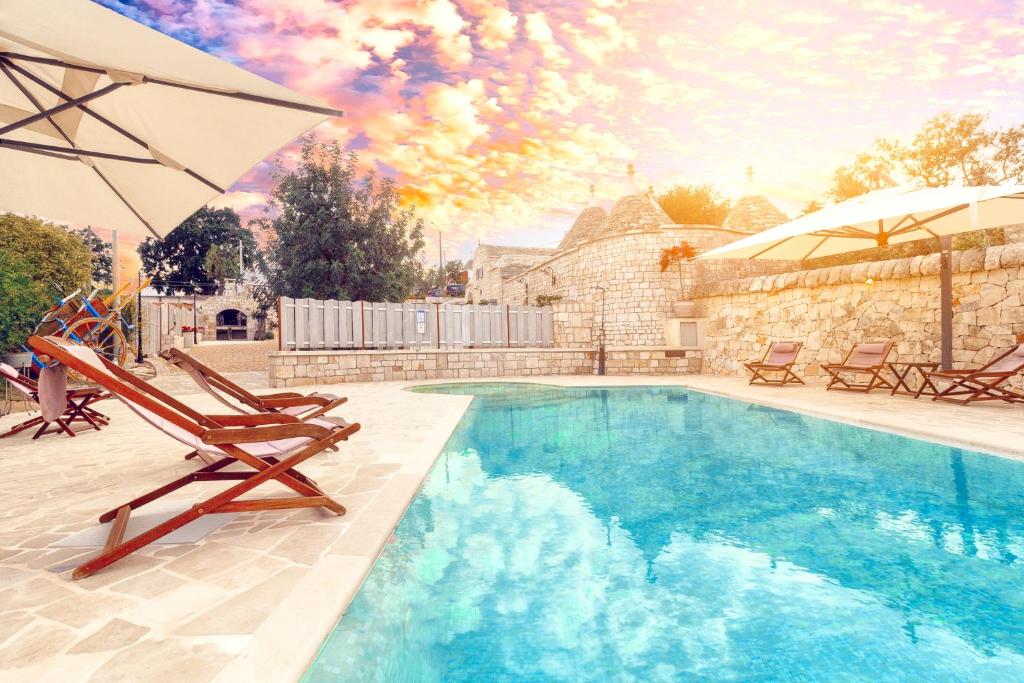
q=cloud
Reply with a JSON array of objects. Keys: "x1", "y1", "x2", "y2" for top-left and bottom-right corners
[{"x1": 104, "y1": 0, "x2": 1024, "y2": 256}]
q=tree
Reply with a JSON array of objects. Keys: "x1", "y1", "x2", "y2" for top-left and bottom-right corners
[
  {"x1": 0, "y1": 213, "x2": 91, "y2": 296},
  {"x1": 659, "y1": 242, "x2": 697, "y2": 296},
  {"x1": 259, "y1": 138, "x2": 425, "y2": 302},
  {"x1": 827, "y1": 151, "x2": 895, "y2": 202},
  {"x1": 74, "y1": 227, "x2": 113, "y2": 286},
  {"x1": 248, "y1": 280, "x2": 276, "y2": 341},
  {"x1": 800, "y1": 199, "x2": 823, "y2": 216},
  {"x1": 0, "y1": 214, "x2": 91, "y2": 352},
  {"x1": 0, "y1": 251, "x2": 50, "y2": 353},
  {"x1": 657, "y1": 184, "x2": 732, "y2": 225},
  {"x1": 418, "y1": 259, "x2": 466, "y2": 294},
  {"x1": 203, "y1": 244, "x2": 241, "y2": 293},
  {"x1": 877, "y1": 112, "x2": 995, "y2": 187},
  {"x1": 138, "y1": 207, "x2": 255, "y2": 294},
  {"x1": 814, "y1": 111, "x2": 1024, "y2": 267}
]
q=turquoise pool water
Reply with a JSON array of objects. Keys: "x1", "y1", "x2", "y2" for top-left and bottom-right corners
[{"x1": 305, "y1": 383, "x2": 1024, "y2": 681}]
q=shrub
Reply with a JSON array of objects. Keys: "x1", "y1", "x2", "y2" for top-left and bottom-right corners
[{"x1": 0, "y1": 251, "x2": 51, "y2": 353}]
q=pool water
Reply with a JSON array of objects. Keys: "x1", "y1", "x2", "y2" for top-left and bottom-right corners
[{"x1": 304, "y1": 383, "x2": 1024, "y2": 682}]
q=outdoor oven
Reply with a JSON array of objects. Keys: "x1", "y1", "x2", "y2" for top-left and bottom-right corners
[{"x1": 215, "y1": 309, "x2": 248, "y2": 340}]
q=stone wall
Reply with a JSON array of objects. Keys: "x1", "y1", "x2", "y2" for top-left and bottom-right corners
[
  {"x1": 142, "y1": 282, "x2": 275, "y2": 343},
  {"x1": 492, "y1": 225, "x2": 786, "y2": 347},
  {"x1": 693, "y1": 243, "x2": 1024, "y2": 383},
  {"x1": 268, "y1": 346, "x2": 701, "y2": 387}
]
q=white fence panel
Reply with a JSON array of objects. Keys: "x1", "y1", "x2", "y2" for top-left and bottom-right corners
[
  {"x1": 280, "y1": 297, "x2": 296, "y2": 349},
  {"x1": 309, "y1": 299, "x2": 326, "y2": 349},
  {"x1": 278, "y1": 298, "x2": 553, "y2": 350}
]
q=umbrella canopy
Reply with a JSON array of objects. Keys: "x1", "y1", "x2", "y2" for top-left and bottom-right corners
[
  {"x1": 698, "y1": 184, "x2": 1024, "y2": 369},
  {"x1": 698, "y1": 185, "x2": 1024, "y2": 261},
  {"x1": 0, "y1": 0, "x2": 341, "y2": 238}
]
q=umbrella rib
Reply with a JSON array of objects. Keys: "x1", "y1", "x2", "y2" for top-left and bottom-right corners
[
  {"x1": 889, "y1": 204, "x2": 969, "y2": 237},
  {"x1": 0, "y1": 81, "x2": 124, "y2": 136},
  {"x1": 0, "y1": 58, "x2": 225, "y2": 193},
  {"x1": 1, "y1": 143, "x2": 79, "y2": 161},
  {"x1": 1, "y1": 62, "x2": 160, "y2": 238},
  {"x1": 800, "y1": 236, "x2": 830, "y2": 261},
  {"x1": 0, "y1": 51, "x2": 344, "y2": 118},
  {"x1": 747, "y1": 235, "x2": 795, "y2": 259},
  {"x1": 0, "y1": 138, "x2": 161, "y2": 164}
]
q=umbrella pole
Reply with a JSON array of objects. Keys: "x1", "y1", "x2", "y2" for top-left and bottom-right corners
[{"x1": 940, "y1": 236, "x2": 953, "y2": 370}]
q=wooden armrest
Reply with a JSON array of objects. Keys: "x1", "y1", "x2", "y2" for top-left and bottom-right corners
[
  {"x1": 200, "y1": 422, "x2": 332, "y2": 445},
  {"x1": 928, "y1": 368, "x2": 974, "y2": 375},
  {"x1": 256, "y1": 391, "x2": 304, "y2": 399},
  {"x1": 259, "y1": 395, "x2": 332, "y2": 409},
  {"x1": 205, "y1": 413, "x2": 301, "y2": 427}
]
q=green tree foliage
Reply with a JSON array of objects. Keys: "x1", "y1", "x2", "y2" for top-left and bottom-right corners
[
  {"x1": 418, "y1": 259, "x2": 466, "y2": 294},
  {"x1": 138, "y1": 207, "x2": 255, "y2": 294},
  {"x1": 0, "y1": 213, "x2": 91, "y2": 295},
  {"x1": 0, "y1": 214, "x2": 91, "y2": 352},
  {"x1": 203, "y1": 244, "x2": 242, "y2": 293},
  {"x1": 657, "y1": 184, "x2": 732, "y2": 225},
  {"x1": 259, "y1": 138, "x2": 425, "y2": 302},
  {"x1": 73, "y1": 228, "x2": 113, "y2": 286},
  {"x1": 0, "y1": 252, "x2": 49, "y2": 353}
]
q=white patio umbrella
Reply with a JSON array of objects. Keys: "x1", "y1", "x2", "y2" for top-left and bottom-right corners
[
  {"x1": 698, "y1": 184, "x2": 1024, "y2": 367},
  {"x1": 0, "y1": 0, "x2": 342, "y2": 239}
]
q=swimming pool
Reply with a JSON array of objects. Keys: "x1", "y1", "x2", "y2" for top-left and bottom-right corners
[{"x1": 304, "y1": 383, "x2": 1024, "y2": 681}]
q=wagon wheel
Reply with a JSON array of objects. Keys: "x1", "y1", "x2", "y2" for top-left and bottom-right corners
[{"x1": 61, "y1": 316, "x2": 129, "y2": 378}]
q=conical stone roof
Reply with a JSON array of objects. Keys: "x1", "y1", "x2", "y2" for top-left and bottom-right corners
[
  {"x1": 722, "y1": 195, "x2": 787, "y2": 233},
  {"x1": 592, "y1": 193, "x2": 672, "y2": 239},
  {"x1": 559, "y1": 206, "x2": 608, "y2": 250}
]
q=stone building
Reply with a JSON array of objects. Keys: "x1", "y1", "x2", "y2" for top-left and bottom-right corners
[
  {"x1": 466, "y1": 244, "x2": 557, "y2": 303},
  {"x1": 141, "y1": 276, "x2": 274, "y2": 348},
  {"x1": 466, "y1": 167, "x2": 789, "y2": 346}
]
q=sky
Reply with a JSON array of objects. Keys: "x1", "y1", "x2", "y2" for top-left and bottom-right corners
[{"x1": 100, "y1": 0, "x2": 1024, "y2": 259}]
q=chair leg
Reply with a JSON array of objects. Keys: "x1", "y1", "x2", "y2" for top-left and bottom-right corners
[
  {"x1": 0, "y1": 415, "x2": 45, "y2": 439},
  {"x1": 76, "y1": 438, "x2": 348, "y2": 579}
]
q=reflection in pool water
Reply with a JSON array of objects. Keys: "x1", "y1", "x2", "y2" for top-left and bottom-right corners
[{"x1": 305, "y1": 383, "x2": 1024, "y2": 681}]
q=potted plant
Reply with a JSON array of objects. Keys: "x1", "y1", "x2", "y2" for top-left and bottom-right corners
[{"x1": 659, "y1": 241, "x2": 699, "y2": 317}]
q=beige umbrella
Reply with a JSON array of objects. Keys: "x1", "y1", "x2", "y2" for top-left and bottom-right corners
[
  {"x1": 698, "y1": 184, "x2": 1024, "y2": 367},
  {"x1": 0, "y1": 0, "x2": 342, "y2": 238}
]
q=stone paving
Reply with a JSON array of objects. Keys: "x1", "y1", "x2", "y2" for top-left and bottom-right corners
[
  {"x1": 183, "y1": 340, "x2": 277, "y2": 373},
  {"x1": 1, "y1": 371, "x2": 1023, "y2": 682},
  {"x1": 0, "y1": 376, "x2": 471, "y2": 682}
]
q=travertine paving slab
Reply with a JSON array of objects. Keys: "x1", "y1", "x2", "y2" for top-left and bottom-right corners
[{"x1": 0, "y1": 376, "x2": 471, "y2": 682}]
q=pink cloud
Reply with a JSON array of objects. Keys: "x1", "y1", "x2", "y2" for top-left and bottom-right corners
[{"x1": 108, "y1": 0, "x2": 1024, "y2": 256}]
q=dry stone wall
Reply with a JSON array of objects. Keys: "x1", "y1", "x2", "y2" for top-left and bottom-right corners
[
  {"x1": 268, "y1": 346, "x2": 701, "y2": 387},
  {"x1": 497, "y1": 226, "x2": 786, "y2": 347},
  {"x1": 693, "y1": 243, "x2": 1024, "y2": 385}
]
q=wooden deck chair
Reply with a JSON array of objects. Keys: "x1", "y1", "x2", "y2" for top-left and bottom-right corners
[
  {"x1": 28, "y1": 335, "x2": 359, "y2": 580},
  {"x1": 160, "y1": 347, "x2": 346, "y2": 419},
  {"x1": 744, "y1": 342, "x2": 804, "y2": 386},
  {"x1": 0, "y1": 363, "x2": 109, "y2": 439},
  {"x1": 925, "y1": 344, "x2": 1024, "y2": 405},
  {"x1": 822, "y1": 341, "x2": 894, "y2": 393}
]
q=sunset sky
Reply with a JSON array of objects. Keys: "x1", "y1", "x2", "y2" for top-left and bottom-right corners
[{"x1": 101, "y1": 0, "x2": 1024, "y2": 258}]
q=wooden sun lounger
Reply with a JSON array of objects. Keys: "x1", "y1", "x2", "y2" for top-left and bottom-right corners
[
  {"x1": 160, "y1": 347, "x2": 346, "y2": 419},
  {"x1": 0, "y1": 362, "x2": 109, "y2": 439},
  {"x1": 925, "y1": 343, "x2": 1024, "y2": 405},
  {"x1": 822, "y1": 341, "x2": 894, "y2": 393},
  {"x1": 744, "y1": 341, "x2": 804, "y2": 386},
  {"x1": 28, "y1": 335, "x2": 360, "y2": 579}
]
